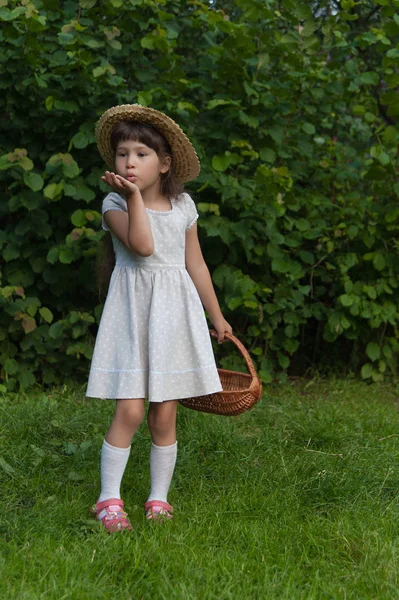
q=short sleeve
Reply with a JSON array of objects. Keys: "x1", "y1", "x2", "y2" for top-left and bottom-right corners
[
  {"x1": 101, "y1": 192, "x2": 127, "y2": 231},
  {"x1": 184, "y1": 193, "x2": 199, "y2": 231}
]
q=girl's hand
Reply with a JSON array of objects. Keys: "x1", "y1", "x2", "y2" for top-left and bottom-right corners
[
  {"x1": 210, "y1": 317, "x2": 233, "y2": 344},
  {"x1": 102, "y1": 171, "x2": 140, "y2": 198}
]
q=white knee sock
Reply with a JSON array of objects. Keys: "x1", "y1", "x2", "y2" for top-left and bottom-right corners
[
  {"x1": 98, "y1": 439, "x2": 131, "y2": 503},
  {"x1": 147, "y1": 441, "x2": 177, "y2": 503}
]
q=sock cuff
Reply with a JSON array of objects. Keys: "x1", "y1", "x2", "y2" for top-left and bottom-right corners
[
  {"x1": 151, "y1": 441, "x2": 177, "y2": 451},
  {"x1": 103, "y1": 439, "x2": 131, "y2": 453}
]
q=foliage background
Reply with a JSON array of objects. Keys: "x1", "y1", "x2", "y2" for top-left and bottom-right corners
[{"x1": 1, "y1": 0, "x2": 399, "y2": 391}]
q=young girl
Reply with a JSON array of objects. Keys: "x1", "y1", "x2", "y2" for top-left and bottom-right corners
[{"x1": 86, "y1": 104, "x2": 232, "y2": 531}]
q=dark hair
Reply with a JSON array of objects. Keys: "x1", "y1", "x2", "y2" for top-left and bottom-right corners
[{"x1": 96, "y1": 121, "x2": 184, "y2": 300}]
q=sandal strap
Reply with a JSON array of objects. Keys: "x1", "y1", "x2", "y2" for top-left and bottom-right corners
[
  {"x1": 101, "y1": 508, "x2": 129, "y2": 523},
  {"x1": 144, "y1": 500, "x2": 173, "y2": 513},
  {"x1": 95, "y1": 497, "x2": 125, "y2": 512},
  {"x1": 99, "y1": 508, "x2": 131, "y2": 531}
]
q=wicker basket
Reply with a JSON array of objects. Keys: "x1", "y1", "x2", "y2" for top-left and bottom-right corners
[{"x1": 179, "y1": 330, "x2": 263, "y2": 416}]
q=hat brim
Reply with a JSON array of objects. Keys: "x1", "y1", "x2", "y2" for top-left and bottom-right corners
[{"x1": 95, "y1": 104, "x2": 200, "y2": 183}]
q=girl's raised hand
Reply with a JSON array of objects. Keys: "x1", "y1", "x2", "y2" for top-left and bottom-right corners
[{"x1": 102, "y1": 171, "x2": 140, "y2": 197}]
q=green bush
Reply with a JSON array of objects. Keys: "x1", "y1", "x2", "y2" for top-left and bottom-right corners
[{"x1": 1, "y1": 0, "x2": 399, "y2": 390}]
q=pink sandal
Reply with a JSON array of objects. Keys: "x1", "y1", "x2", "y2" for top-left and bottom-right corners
[
  {"x1": 144, "y1": 500, "x2": 173, "y2": 521},
  {"x1": 90, "y1": 498, "x2": 132, "y2": 532}
]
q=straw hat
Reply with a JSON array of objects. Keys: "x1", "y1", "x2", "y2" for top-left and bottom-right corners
[{"x1": 95, "y1": 104, "x2": 201, "y2": 183}]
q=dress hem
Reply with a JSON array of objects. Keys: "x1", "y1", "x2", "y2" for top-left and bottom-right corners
[
  {"x1": 86, "y1": 384, "x2": 223, "y2": 402},
  {"x1": 90, "y1": 362, "x2": 217, "y2": 375}
]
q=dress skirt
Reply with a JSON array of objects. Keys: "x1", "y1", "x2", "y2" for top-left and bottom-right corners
[{"x1": 86, "y1": 265, "x2": 223, "y2": 402}]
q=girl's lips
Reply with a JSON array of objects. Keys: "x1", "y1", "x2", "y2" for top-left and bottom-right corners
[{"x1": 127, "y1": 175, "x2": 137, "y2": 182}]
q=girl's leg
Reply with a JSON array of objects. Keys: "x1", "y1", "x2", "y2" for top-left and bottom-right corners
[
  {"x1": 147, "y1": 400, "x2": 178, "y2": 504},
  {"x1": 98, "y1": 398, "x2": 145, "y2": 502}
]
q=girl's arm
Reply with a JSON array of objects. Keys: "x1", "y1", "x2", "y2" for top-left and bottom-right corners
[
  {"x1": 185, "y1": 223, "x2": 232, "y2": 343},
  {"x1": 103, "y1": 172, "x2": 154, "y2": 256}
]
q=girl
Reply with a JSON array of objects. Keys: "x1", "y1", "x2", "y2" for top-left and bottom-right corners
[{"x1": 86, "y1": 104, "x2": 232, "y2": 531}]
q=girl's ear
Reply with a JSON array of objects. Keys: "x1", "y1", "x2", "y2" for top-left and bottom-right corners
[{"x1": 160, "y1": 155, "x2": 171, "y2": 174}]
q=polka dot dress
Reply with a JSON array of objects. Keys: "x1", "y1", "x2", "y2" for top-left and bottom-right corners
[{"x1": 86, "y1": 192, "x2": 223, "y2": 402}]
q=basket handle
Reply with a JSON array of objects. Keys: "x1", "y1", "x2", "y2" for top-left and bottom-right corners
[{"x1": 210, "y1": 329, "x2": 259, "y2": 381}]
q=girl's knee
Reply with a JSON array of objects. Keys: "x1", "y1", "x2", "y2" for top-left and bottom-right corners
[
  {"x1": 115, "y1": 399, "x2": 145, "y2": 430},
  {"x1": 147, "y1": 403, "x2": 177, "y2": 436}
]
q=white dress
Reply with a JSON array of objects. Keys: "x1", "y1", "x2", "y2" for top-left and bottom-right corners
[{"x1": 86, "y1": 191, "x2": 223, "y2": 402}]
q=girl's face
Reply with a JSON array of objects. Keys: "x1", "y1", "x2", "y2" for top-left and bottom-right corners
[{"x1": 114, "y1": 139, "x2": 171, "y2": 194}]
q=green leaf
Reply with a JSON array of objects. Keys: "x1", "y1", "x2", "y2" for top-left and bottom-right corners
[
  {"x1": 0, "y1": 457, "x2": 15, "y2": 475},
  {"x1": 71, "y1": 209, "x2": 87, "y2": 227},
  {"x1": 366, "y1": 342, "x2": 381, "y2": 362},
  {"x1": 371, "y1": 371, "x2": 383, "y2": 383},
  {"x1": 378, "y1": 360, "x2": 386, "y2": 373},
  {"x1": 259, "y1": 148, "x2": 276, "y2": 163},
  {"x1": 54, "y1": 99, "x2": 79, "y2": 113},
  {"x1": 23, "y1": 171, "x2": 44, "y2": 191},
  {"x1": 46, "y1": 247, "x2": 59, "y2": 264},
  {"x1": 360, "y1": 72, "x2": 379, "y2": 85},
  {"x1": 140, "y1": 36, "x2": 155, "y2": 50},
  {"x1": 302, "y1": 122, "x2": 316, "y2": 135},
  {"x1": 271, "y1": 258, "x2": 291, "y2": 273},
  {"x1": 3, "y1": 244, "x2": 19, "y2": 262},
  {"x1": 0, "y1": 154, "x2": 13, "y2": 171},
  {"x1": 278, "y1": 352, "x2": 290, "y2": 369},
  {"x1": 80, "y1": 0, "x2": 97, "y2": 7},
  {"x1": 293, "y1": 3, "x2": 312, "y2": 18},
  {"x1": 44, "y1": 182, "x2": 63, "y2": 200},
  {"x1": 280, "y1": 34, "x2": 297, "y2": 45},
  {"x1": 65, "y1": 181, "x2": 95, "y2": 202},
  {"x1": 386, "y1": 48, "x2": 399, "y2": 59},
  {"x1": 19, "y1": 156, "x2": 34, "y2": 171},
  {"x1": 383, "y1": 344, "x2": 393, "y2": 359},
  {"x1": 18, "y1": 370, "x2": 36, "y2": 389},
  {"x1": 137, "y1": 91, "x2": 153, "y2": 106},
  {"x1": 302, "y1": 20, "x2": 317, "y2": 37},
  {"x1": 228, "y1": 297, "x2": 243, "y2": 310},
  {"x1": 373, "y1": 253, "x2": 386, "y2": 271},
  {"x1": 108, "y1": 39, "x2": 122, "y2": 50},
  {"x1": 21, "y1": 315, "x2": 37, "y2": 333},
  {"x1": 361, "y1": 363, "x2": 373, "y2": 379},
  {"x1": 378, "y1": 152, "x2": 390, "y2": 165},
  {"x1": 4, "y1": 359, "x2": 19, "y2": 375},
  {"x1": 34, "y1": 73, "x2": 48, "y2": 88},
  {"x1": 45, "y1": 96, "x2": 54, "y2": 111},
  {"x1": 59, "y1": 248, "x2": 75, "y2": 264},
  {"x1": 83, "y1": 37, "x2": 103, "y2": 49},
  {"x1": 268, "y1": 125, "x2": 284, "y2": 145},
  {"x1": 57, "y1": 32, "x2": 76, "y2": 45},
  {"x1": 364, "y1": 286, "x2": 377, "y2": 300},
  {"x1": 39, "y1": 307, "x2": 53, "y2": 323},
  {"x1": 339, "y1": 294, "x2": 354, "y2": 307},
  {"x1": 0, "y1": 6, "x2": 25, "y2": 20},
  {"x1": 49, "y1": 322, "x2": 65, "y2": 339},
  {"x1": 71, "y1": 131, "x2": 89, "y2": 149},
  {"x1": 207, "y1": 99, "x2": 238, "y2": 110},
  {"x1": 298, "y1": 250, "x2": 314, "y2": 264},
  {"x1": 63, "y1": 159, "x2": 80, "y2": 179},
  {"x1": 212, "y1": 154, "x2": 232, "y2": 172}
]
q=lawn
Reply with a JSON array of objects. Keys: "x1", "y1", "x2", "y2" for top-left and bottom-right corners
[{"x1": 1, "y1": 379, "x2": 399, "y2": 599}]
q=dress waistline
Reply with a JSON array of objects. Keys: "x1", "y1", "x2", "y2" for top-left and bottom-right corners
[{"x1": 114, "y1": 264, "x2": 186, "y2": 271}]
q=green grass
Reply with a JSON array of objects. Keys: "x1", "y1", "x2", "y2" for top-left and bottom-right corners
[{"x1": 2, "y1": 379, "x2": 399, "y2": 599}]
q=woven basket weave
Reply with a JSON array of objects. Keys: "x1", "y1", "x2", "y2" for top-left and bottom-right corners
[{"x1": 179, "y1": 330, "x2": 263, "y2": 416}]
